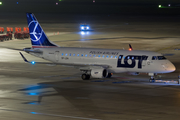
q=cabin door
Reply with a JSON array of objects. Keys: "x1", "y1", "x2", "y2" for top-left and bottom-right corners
[{"x1": 55, "y1": 51, "x2": 59, "y2": 62}]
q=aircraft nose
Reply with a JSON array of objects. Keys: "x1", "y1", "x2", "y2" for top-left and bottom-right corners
[
  {"x1": 169, "y1": 63, "x2": 176, "y2": 72},
  {"x1": 165, "y1": 61, "x2": 176, "y2": 72}
]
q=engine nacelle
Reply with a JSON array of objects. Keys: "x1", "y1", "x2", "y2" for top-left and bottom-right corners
[
  {"x1": 91, "y1": 69, "x2": 108, "y2": 78},
  {"x1": 128, "y1": 72, "x2": 140, "y2": 75}
]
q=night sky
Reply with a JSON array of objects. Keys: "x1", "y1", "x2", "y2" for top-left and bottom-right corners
[{"x1": 0, "y1": 0, "x2": 180, "y2": 15}]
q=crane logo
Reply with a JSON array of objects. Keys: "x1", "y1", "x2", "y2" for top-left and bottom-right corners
[{"x1": 29, "y1": 21, "x2": 43, "y2": 42}]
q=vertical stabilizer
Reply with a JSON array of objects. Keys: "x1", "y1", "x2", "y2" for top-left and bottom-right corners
[{"x1": 26, "y1": 13, "x2": 58, "y2": 48}]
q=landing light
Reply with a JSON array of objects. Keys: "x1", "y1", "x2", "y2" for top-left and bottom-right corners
[
  {"x1": 81, "y1": 27, "x2": 84, "y2": 30},
  {"x1": 86, "y1": 27, "x2": 89, "y2": 29}
]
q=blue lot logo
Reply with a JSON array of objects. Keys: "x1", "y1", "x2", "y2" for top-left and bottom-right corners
[
  {"x1": 28, "y1": 21, "x2": 43, "y2": 42},
  {"x1": 117, "y1": 55, "x2": 148, "y2": 69}
]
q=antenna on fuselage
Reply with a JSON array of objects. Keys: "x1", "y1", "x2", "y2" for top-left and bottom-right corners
[{"x1": 129, "y1": 44, "x2": 133, "y2": 51}]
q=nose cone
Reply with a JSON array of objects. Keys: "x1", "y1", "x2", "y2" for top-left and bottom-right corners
[
  {"x1": 165, "y1": 61, "x2": 176, "y2": 72},
  {"x1": 169, "y1": 63, "x2": 176, "y2": 72}
]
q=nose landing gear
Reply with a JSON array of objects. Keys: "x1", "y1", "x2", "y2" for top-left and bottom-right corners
[{"x1": 149, "y1": 73, "x2": 155, "y2": 83}]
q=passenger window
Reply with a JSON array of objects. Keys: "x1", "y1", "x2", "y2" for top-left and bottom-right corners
[
  {"x1": 81, "y1": 54, "x2": 83, "y2": 57},
  {"x1": 69, "y1": 53, "x2": 71, "y2": 56},
  {"x1": 102, "y1": 55, "x2": 105, "y2": 58},
  {"x1": 73, "y1": 54, "x2": 75, "y2": 56},
  {"x1": 106, "y1": 55, "x2": 109, "y2": 58},
  {"x1": 119, "y1": 56, "x2": 121, "y2": 59},
  {"x1": 65, "y1": 53, "x2": 68, "y2": 56},
  {"x1": 98, "y1": 55, "x2": 101, "y2": 57},
  {"x1": 89, "y1": 54, "x2": 92, "y2": 57},
  {"x1": 77, "y1": 54, "x2": 79, "y2": 57},
  {"x1": 85, "y1": 54, "x2": 87, "y2": 57},
  {"x1": 115, "y1": 56, "x2": 117, "y2": 58},
  {"x1": 111, "y1": 56, "x2": 113, "y2": 58},
  {"x1": 62, "y1": 53, "x2": 64, "y2": 56},
  {"x1": 93, "y1": 55, "x2": 96, "y2": 57}
]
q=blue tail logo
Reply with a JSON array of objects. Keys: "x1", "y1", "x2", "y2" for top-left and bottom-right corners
[
  {"x1": 29, "y1": 21, "x2": 43, "y2": 42},
  {"x1": 26, "y1": 13, "x2": 57, "y2": 48}
]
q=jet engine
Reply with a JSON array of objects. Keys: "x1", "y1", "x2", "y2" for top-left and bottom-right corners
[{"x1": 91, "y1": 69, "x2": 108, "y2": 78}]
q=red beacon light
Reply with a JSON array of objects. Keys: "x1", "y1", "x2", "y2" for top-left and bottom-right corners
[{"x1": 128, "y1": 44, "x2": 133, "y2": 51}]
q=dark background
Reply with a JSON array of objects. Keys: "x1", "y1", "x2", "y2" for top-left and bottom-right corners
[
  {"x1": 0, "y1": 0, "x2": 180, "y2": 15},
  {"x1": 0, "y1": 0, "x2": 180, "y2": 25}
]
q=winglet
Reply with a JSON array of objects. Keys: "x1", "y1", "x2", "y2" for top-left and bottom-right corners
[
  {"x1": 129, "y1": 44, "x2": 133, "y2": 51},
  {"x1": 19, "y1": 52, "x2": 29, "y2": 63}
]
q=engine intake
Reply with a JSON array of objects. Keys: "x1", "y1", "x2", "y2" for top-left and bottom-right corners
[{"x1": 91, "y1": 69, "x2": 108, "y2": 78}]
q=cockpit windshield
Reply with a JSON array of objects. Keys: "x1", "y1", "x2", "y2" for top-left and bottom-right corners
[
  {"x1": 157, "y1": 56, "x2": 166, "y2": 60},
  {"x1": 152, "y1": 56, "x2": 166, "y2": 60}
]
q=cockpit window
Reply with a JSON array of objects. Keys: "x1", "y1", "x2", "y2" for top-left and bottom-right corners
[
  {"x1": 157, "y1": 56, "x2": 166, "y2": 60},
  {"x1": 152, "y1": 56, "x2": 166, "y2": 60},
  {"x1": 152, "y1": 56, "x2": 157, "y2": 60}
]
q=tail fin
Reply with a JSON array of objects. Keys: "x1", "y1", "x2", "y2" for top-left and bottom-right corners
[{"x1": 26, "y1": 13, "x2": 58, "y2": 48}]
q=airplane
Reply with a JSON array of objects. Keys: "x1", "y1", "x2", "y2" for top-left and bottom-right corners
[{"x1": 20, "y1": 13, "x2": 176, "y2": 82}]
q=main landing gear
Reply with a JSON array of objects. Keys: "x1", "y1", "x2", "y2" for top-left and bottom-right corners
[
  {"x1": 149, "y1": 73, "x2": 155, "y2": 83},
  {"x1": 81, "y1": 72, "x2": 113, "y2": 80},
  {"x1": 81, "y1": 74, "x2": 90, "y2": 80}
]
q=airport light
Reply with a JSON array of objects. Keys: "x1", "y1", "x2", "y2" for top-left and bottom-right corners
[
  {"x1": 31, "y1": 61, "x2": 35, "y2": 65},
  {"x1": 159, "y1": 5, "x2": 162, "y2": 8},
  {"x1": 0, "y1": 2, "x2": 2, "y2": 5}
]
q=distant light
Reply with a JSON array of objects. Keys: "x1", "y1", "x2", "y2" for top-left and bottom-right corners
[
  {"x1": 81, "y1": 31, "x2": 85, "y2": 35},
  {"x1": 86, "y1": 27, "x2": 89, "y2": 29},
  {"x1": 17, "y1": 2, "x2": 19, "y2": 4},
  {"x1": 159, "y1": 5, "x2": 161, "y2": 8},
  {"x1": 29, "y1": 93, "x2": 38, "y2": 95},
  {"x1": 81, "y1": 27, "x2": 84, "y2": 30},
  {"x1": 59, "y1": 0, "x2": 62, "y2": 1},
  {"x1": 31, "y1": 112, "x2": 37, "y2": 114},
  {"x1": 93, "y1": 0, "x2": 95, "y2": 3},
  {"x1": 0, "y1": 2, "x2": 2, "y2": 5},
  {"x1": 31, "y1": 61, "x2": 35, "y2": 65},
  {"x1": 56, "y1": 2, "x2": 58, "y2": 5},
  {"x1": 168, "y1": 4, "x2": 171, "y2": 7}
]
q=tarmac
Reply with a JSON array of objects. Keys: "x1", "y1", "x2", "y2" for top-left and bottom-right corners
[{"x1": 0, "y1": 15, "x2": 180, "y2": 120}]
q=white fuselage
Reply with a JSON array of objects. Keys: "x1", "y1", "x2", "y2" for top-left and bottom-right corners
[{"x1": 28, "y1": 47, "x2": 176, "y2": 74}]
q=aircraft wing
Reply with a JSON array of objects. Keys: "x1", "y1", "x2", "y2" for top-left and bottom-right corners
[{"x1": 19, "y1": 52, "x2": 110, "y2": 69}]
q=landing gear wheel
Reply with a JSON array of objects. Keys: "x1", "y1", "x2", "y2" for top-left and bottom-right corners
[
  {"x1": 81, "y1": 74, "x2": 90, "y2": 80},
  {"x1": 149, "y1": 78, "x2": 155, "y2": 83},
  {"x1": 107, "y1": 73, "x2": 112, "y2": 78}
]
